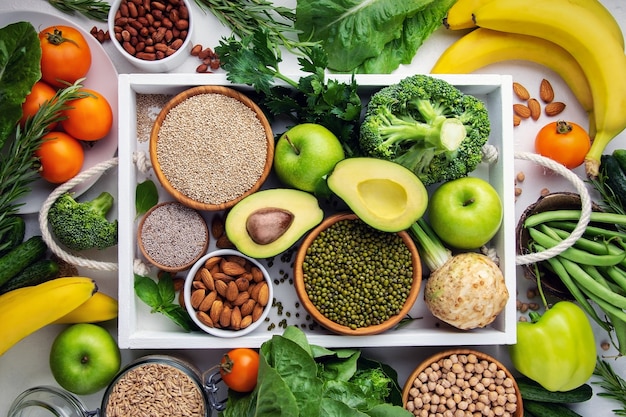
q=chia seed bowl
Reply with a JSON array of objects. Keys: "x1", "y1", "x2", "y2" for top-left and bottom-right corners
[
  {"x1": 294, "y1": 213, "x2": 422, "y2": 336},
  {"x1": 149, "y1": 85, "x2": 274, "y2": 211},
  {"x1": 137, "y1": 201, "x2": 209, "y2": 272}
]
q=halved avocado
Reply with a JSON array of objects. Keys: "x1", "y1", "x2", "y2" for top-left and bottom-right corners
[
  {"x1": 225, "y1": 188, "x2": 324, "y2": 258},
  {"x1": 327, "y1": 157, "x2": 428, "y2": 232}
]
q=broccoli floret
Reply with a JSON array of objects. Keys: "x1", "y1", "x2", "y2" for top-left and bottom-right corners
[
  {"x1": 359, "y1": 74, "x2": 491, "y2": 185},
  {"x1": 48, "y1": 192, "x2": 118, "y2": 251}
]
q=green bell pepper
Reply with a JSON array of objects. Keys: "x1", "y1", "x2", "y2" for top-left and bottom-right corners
[{"x1": 509, "y1": 301, "x2": 596, "y2": 392}]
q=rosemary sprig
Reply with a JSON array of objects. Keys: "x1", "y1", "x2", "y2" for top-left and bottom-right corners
[
  {"x1": 46, "y1": 0, "x2": 111, "y2": 22},
  {"x1": 593, "y1": 358, "x2": 626, "y2": 416},
  {"x1": 0, "y1": 81, "x2": 88, "y2": 243},
  {"x1": 193, "y1": 0, "x2": 318, "y2": 54}
]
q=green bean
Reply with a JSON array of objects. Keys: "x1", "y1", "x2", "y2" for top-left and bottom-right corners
[
  {"x1": 543, "y1": 225, "x2": 625, "y2": 258},
  {"x1": 524, "y1": 209, "x2": 626, "y2": 228},
  {"x1": 578, "y1": 264, "x2": 626, "y2": 323},
  {"x1": 546, "y1": 221, "x2": 626, "y2": 241},
  {"x1": 559, "y1": 258, "x2": 626, "y2": 309},
  {"x1": 540, "y1": 249, "x2": 611, "y2": 330},
  {"x1": 528, "y1": 227, "x2": 626, "y2": 267},
  {"x1": 601, "y1": 265, "x2": 626, "y2": 293}
]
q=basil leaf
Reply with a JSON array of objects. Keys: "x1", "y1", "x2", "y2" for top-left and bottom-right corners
[
  {"x1": 157, "y1": 272, "x2": 176, "y2": 304},
  {"x1": 135, "y1": 179, "x2": 158, "y2": 217},
  {"x1": 161, "y1": 304, "x2": 195, "y2": 332},
  {"x1": 0, "y1": 21, "x2": 42, "y2": 148},
  {"x1": 134, "y1": 274, "x2": 162, "y2": 308}
]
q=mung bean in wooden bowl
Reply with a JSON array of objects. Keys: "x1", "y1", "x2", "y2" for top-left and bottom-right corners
[
  {"x1": 150, "y1": 85, "x2": 274, "y2": 211},
  {"x1": 402, "y1": 349, "x2": 523, "y2": 417},
  {"x1": 293, "y1": 212, "x2": 422, "y2": 336}
]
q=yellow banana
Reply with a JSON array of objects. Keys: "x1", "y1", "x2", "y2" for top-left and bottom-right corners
[
  {"x1": 52, "y1": 291, "x2": 118, "y2": 324},
  {"x1": 431, "y1": 28, "x2": 593, "y2": 114},
  {"x1": 444, "y1": 0, "x2": 492, "y2": 30},
  {"x1": 0, "y1": 277, "x2": 97, "y2": 356},
  {"x1": 473, "y1": 0, "x2": 626, "y2": 177}
]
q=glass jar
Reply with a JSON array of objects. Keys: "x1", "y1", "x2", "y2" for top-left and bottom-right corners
[{"x1": 8, "y1": 355, "x2": 225, "y2": 417}]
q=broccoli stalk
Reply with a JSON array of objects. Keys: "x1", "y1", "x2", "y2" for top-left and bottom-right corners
[
  {"x1": 48, "y1": 192, "x2": 118, "y2": 251},
  {"x1": 359, "y1": 74, "x2": 490, "y2": 185}
]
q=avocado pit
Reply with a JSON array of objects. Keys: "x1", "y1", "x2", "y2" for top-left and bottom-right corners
[{"x1": 246, "y1": 208, "x2": 294, "y2": 245}]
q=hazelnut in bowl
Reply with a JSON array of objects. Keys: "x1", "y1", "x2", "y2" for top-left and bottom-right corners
[
  {"x1": 150, "y1": 85, "x2": 274, "y2": 211},
  {"x1": 108, "y1": 0, "x2": 194, "y2": 72},
  {"x1": 184, "y1": 249, "x2": 273, "y2": 338},
  {"x1": 402, "y1": 349, "x2": 523, "y2": 417},
  {"x1": 293, "y1": 213, "x2": 422, "y2": 336}
]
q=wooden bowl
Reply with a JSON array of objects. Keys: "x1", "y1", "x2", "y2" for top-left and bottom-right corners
[
  {"x1": 294, "y1": 213, "x2": 422, "y2": 336},
  {"x1": 516, "y1": 192, "x2": 603, "y2": 299},
  {"x1": 150, "y1": 85, "x2": 274, "y2": 211},
  {"x1": 402, "y1": 349, "x2": 523, "y2": 417},
  {"x1": 137, "y1": 202, "x2": 209, "y2": 273}
]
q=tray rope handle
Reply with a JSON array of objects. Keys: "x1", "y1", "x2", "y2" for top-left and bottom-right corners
[
  {"x1": 39, "y1": 157, "x2": 120, "y2": 272},
  {"x1": 513, "y1": 150, "x2": 592, "y2": 265}
]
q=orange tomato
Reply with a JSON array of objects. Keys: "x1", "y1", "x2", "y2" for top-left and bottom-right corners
[
  {"x1": 39, "y1": 25, "x2": 91, "y2": 88},
  {"x1": 35, "y1": 132, "x2": 85, "y2": 183},
  {"x1": 20, "y1": 81, "x2": 58, "y2": 128},
  {"x1": 60, "y1": 88, "x2": 113, "y2": 141},
  {"x1": 219, "y1": 348, "x2": 259, "y2": 393},
  {"x1": 535, "y1": 120, "x2": 591, "y2": 169}
]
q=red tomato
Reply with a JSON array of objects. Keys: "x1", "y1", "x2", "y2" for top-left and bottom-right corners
[
  {"x1": 39, "y1": 25, "x2": 91, "y2": 88},
  {"x1": 35, "y1": 131, "x2": 84, "y2": 183},
  {"x1": 60, "y1": 88, "x2": 113, "y2": 141},
  {"x1": 20, "y1": 81, "x2": 58, "y2": 128},
  {"x1": 535, "y1": 120, "x2": 591, "y2": 169},
  {"x1": 219, "y1": 348, "x2": 260, "y2": 393}
]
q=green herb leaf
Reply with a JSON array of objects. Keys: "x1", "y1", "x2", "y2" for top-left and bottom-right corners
[
  {"x1": 47, "y1": 0, "x2": 111, "y2": 21},
  {"x1": 157, "y1": 272, "x2": 176, "y2": 305},
  {"x1": 135, "y1": 180, "x2": 159, "y2": 217},
  {"x1": 161, "y1": 304, "x2": 196, "y2": 332},
  {"x1": 0, "y1": 21, "x2": 41, "y2": 148},
  {"x1": 134, "y1": 274, "x2": 162, "y2": 308}
]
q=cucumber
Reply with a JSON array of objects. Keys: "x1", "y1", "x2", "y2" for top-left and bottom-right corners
[
  {"x1": 0, "y1": 235, "x2": 47, "y2": 287},
  {"x1": 0, "y1": 216, "x2": 26, "y2": 258},
  {"x1": 613, "y1": 149, "x2": 626, "y2": 173},
  {"x1": 516, "y1": 376, "x2": 592, "y2": 403},
  {"x1": 523, "y1": 400, "x2": 583, "y2": 417},
  {"x1": 0, "y1": 259, "x2": 59, "y2": 294},
  {"x1": 601, "y1": 154, "x2": 626, "y2": 208}
]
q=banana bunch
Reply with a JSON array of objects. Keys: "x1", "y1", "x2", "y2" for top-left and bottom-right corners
[
  {"x1": 433, "y1": 0, "x2": 626, "y2": 177},
  {"x1": 0, "y1": 277, "x2": 118, "y2": 356}
]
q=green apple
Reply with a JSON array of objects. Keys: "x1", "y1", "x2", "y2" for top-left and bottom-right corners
[
  {"x1": 49, "y1": 323, "x2": 121, "y2": 395},
  {"x1": 428, "y1": 176, "x2": 503, "y2": 249},
  {"x1": 273, "y1": 123, "x2": 345, "y2": 193}
]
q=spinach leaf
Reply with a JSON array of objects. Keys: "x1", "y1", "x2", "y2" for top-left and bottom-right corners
[
  {"x1": 135, "y1": 179, "x2": 159, "y2": 217},
  {"x1": 0, "y1": 22, "x2": 41, "y2": 148},
  {"x1": 357, "y1": 0, "x2": 456, "y2": 73},
  {"x1": 295, "y1": 0, "x2": 436, "y2": 72}
]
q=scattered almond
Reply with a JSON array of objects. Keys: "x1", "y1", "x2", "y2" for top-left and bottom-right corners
[
  {"x1": 539, "y1": 79, "x2": 555, "y2": 103},
  {"x1": 211, "y1": 214, "x2": 225, "y2": 238},
  {"x1": 545, "y1": 101, "x2": 566, "y2": 117},
  {"x1": 513, "y1": 114, "x2": 521, "y2": 127},
  {"x1": 513, "y1": 104, "x2": 531, "y2": 119},
  {"x1": 513, "y1": 82, "x2": 530, "y2": 100},
  {"x1": 527, "y1": 98, "x2": 541, "y2": 121}
]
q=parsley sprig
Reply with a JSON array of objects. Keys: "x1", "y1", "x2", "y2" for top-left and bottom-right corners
[
  {"x1": 593, "y1": 358, "x2": 626, "y2": 416},
  {"x1": 215, "y1": 28, "x2": 362, "y2": 156}
]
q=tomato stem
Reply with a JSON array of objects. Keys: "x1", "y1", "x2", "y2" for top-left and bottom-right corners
[{"x1": 45, "y1": 28, "x2": 79, "y2": 47}]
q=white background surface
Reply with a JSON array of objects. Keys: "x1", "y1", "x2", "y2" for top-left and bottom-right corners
[{"x1": 1, "y1": 0, "x2": 625, "y2": 415}]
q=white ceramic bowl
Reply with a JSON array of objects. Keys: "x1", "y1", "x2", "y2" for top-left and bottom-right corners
[
  {"x1": 184, "y1": 249, "x2": 273, "y2": 338},
  {"x1": 108, "y1": 0, "x2": 194, "y2": 72}
]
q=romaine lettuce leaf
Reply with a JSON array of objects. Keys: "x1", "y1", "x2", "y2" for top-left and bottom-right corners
[
  {"x1": 0, "y1": 21, "x2": 41, "y2": 147},
  {"x1": 295, "y1": 0, "x2": 436, "y2": 72}
]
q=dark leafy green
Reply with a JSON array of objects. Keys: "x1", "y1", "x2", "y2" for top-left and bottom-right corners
[
  {"x1": 220, "y1": 326, "x2": 411, "y2": 417},
  {"x1": 135, "y1": 179, "x2": 159, "y2": 217},
  {"x1": 295, "y1": 0, "x2": 454, "y2": 73},
  {"x1": 134, "y1": 273, "x2": 196, "y2": 332},
  {"x1": 0, "y1": 21, "x2": 41, "y2": 148}
]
